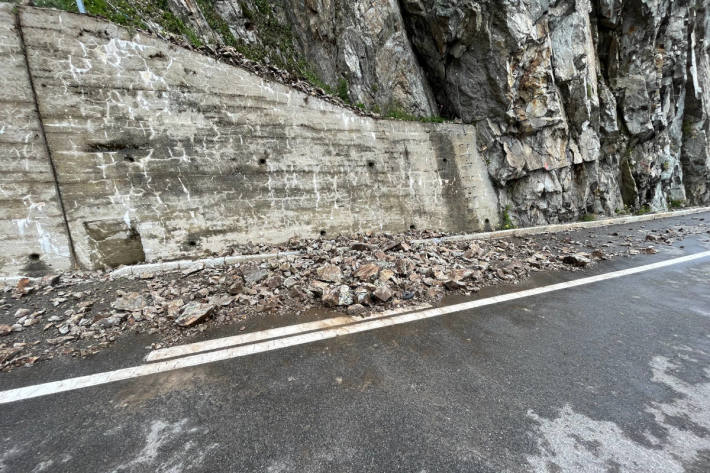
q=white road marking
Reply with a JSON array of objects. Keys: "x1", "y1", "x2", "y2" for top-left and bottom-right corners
[
  {"x1": 1, "y1": 251, "x2": 709, "y2": 405},
  {"x1": 146, "y1": 304, "x2": 433, "y2": 362}
]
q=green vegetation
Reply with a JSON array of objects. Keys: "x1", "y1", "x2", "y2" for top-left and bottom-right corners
[
  {"x1": 33, "y1": 0, "x2": 205, "y2": 46},
  {"x1": 637, "y1": 205, "x2": 652, "y2": 215},
  {"x1": 336, "y1": 77, "x2": 351, "y2": 104},
  {"x1": 580, "y1": 213, "x2": 596, "y2": 222},
  {"x1": 385, "y1": 105, "x2": 444, "y2": 123},
  {"x1": 669, "y1": 199, "x2": 685, "y2": 209},
  {"x1": 499, "y1": 206, "x2": 515, "y2": 230},
  {"x1": 27, "y1": 0, "x2": 452, "y2": 123},
  {"x1": 33, "y1": 0, "x2": 78, "y2": 12}
]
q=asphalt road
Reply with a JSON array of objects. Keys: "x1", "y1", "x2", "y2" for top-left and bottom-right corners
[{"x1": 1, "y1": 235, "x2": 710, "y2": 472}]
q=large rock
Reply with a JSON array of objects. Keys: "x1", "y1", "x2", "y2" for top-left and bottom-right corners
[{"x1": 175, "y1": 302, "x2": 216, "y2": 327}]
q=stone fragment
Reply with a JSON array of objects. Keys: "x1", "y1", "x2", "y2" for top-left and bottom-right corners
[
  {"x1": 308, "y1": 280, "x2": 329, "y2": 296},
  {"x1": 0, "y1": 325, "x2": 11, "y2": 336},
  {"x1": 166, "y1": 299, "x2": 184, "y2": 318},
  {"x1": 322, "y1": 285, "x2": 353, "y2": 307},
  {"x1": 47, "y1": 335, "x2": 76, "y2": 345},
  {"x1": 354, "y1": 263, "x2": 379, "y2": 281},
  {"x1": 383, "y1": 240, "x2": 410, "y2": 252},
  {"x1": 562, "y1": 253, "x2": 591, "y2": 267},
  {"x1": 14, "y1": 308, "x2": 30, "y2": 319},
  {"x1": 354, "y1": 287, "x2": 372, "y2": 306},
  {"x1": 283, "y1": 276, "x2": 298, "y2": 288},
  {"x1": 444, "y1": 280, "x2": 466, "y2": 290},
  {"x1": 175, "y1": 302, "x2": 216, "y2": 327},
  {"x1": 210, "y1": 295, "x2": 235, "y2": 306},
  {"x1": 41, "y1": 274, "x2": 61, "y2": 286},
  {"x1": 111, "y1": 292, "x2": 145, "y2": 312},
  {"x1": 347, "y1": 304, "x2": 367, "y2": 316},
  {"x1": 379, "y1": 269, "x2": 395, "y2": 283},
  {"x1": 243, "y1": 268, "x2": 269, "y2": 285},
  {"x1": 351, "y1": 242, "x2": 375, "y2": 251},
  {"x1": 373, "y1": 285, "x2": 393, "y2": 303},
  {"x1": 266, "y1": 276, "x2": 283, "y2": 289},
  {"x1": 316, "y1": 264, "x2": 343, "y2": 283},
  {"x1": 93, "y1": 315, "x2": 125, "y2": 329},
  {"x1": 228, "y1": 279, "x2": 244, "y2": 295}
]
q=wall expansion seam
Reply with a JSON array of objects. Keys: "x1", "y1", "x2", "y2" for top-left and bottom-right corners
[{"x1": 14, "y1": 8, "x2": 79, "y2": 269}]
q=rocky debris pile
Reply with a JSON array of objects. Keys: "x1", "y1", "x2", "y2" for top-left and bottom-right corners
[{"x1": 1, "y1": 220, "x2": 708, "y2": 371}]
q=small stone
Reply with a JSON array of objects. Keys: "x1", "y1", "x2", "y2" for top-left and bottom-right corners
[
  {"x1": 444, "y1": 280, "x2": 466, "y2": 290},
  {"x1": 0, "y1": 325, "x2": 11, "y2": 336},
  {"x1": 283, "y1": 276, "x2": 298, "y2": 288},
  {"x1": 93, "y1": 315, "x2": 125, "y2": 329},
  {"x1": 243, "y1": 268, "x2": 269, "y2": 285},
  {"x1": 351, "y1": 242, "x2": 374, "y2": 251},
  {"x1": 182, "y1": 264, "x2": 204, "y2": 276},
  {"x1": 41, "y1": 274, "x2": 61, "y2": 286},
  {"x1": 210, "y1": 295, "x2": 235, "y2": 306},
  {"x1": 316, "y1": 264, "x2": 343, "y2": 283},
  {"x1": 111, "y1": 292, "x2": 145, "y2": 312},
  {"x1": 308, "y1": 280, "x2": 329, "y2": 296},
  {"x1": 379, "y1": 269, "x2": 395, "y2": 283},
  {"x1": 449, "y1": 268, "x2": 473, "y2": 281},
  {"x1": 14, "y1": 308, "x2": 30, "y2": 319},
  {"x1": 228, "y1": 280, "x2": 244, "y2": 295},
  {"x1": 347, "y1": 304, "x2": 367, "y2": 315},
  {"x1": 322, "y1": 285, "x2": 353, "y2": 307},
  {"x1": 373, "y1": 285, "x2": 393, "y2": 303},
  {"x1": 175, "y1": 302, "x2": 216, "y2": 327},
  {"x1": 166, "y1": 299, "x2": 184, "y2": 318},
  {"x1": 383, "y1": 240, "x2": 409, "y2": 252},
  {"x1": 562, "y1": 253, "x2": 591, "y2": 267},
  {"x1": 354, "y1": 263, "x2": 379, "y2": 281},
  {"x1": 266, "y1": 275, "x2": 283, "y2": 289},
  {"x1": 47, "y1": 335, "x2": 76, "y2": 345},
  {"x1": 354, "y1": 287, "x2": 371, "y2": 306}
]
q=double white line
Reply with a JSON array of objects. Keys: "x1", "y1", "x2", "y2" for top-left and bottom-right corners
[{"x1": 1, "y1": 251, "x2": 709, "y2": 405}]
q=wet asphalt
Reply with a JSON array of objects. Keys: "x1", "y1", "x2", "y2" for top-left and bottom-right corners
[{"x1": 1, "y1": 226, "x2": 710, "y2": 472}]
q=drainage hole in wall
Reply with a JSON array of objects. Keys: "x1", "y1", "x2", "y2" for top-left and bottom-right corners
[
  {"x1": 442, "y1": 158, "x2": 448, "y2": 163},
  {"x1": 259, "y1": 158, "x2": 267, "y2": 165},
  {"x1": 124, "y1": 155, "x2": 135, "y2": 163},
  {"x1": 319, "y1": 230, "x2": 327, "y2": 237},
  {"x1": 409, "y1": 224, "x2": 416, "y2": 231},
  {"x1": 188, "y1": 240, "x2": 197, "y2": 247},
  {"x1": 29, "y1": 253, "x2": 40, "y2": 262},
  {"x1": 367, "y1": 161, "x2": 375, "y2": 168}
]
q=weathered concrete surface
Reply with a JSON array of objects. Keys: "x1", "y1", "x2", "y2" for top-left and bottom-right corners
[
  {"x1": 0, "y1": 4, "x2": 72, "y2": 276},
  {"x1": 0, "y1": 7, "x2": 498, "y2": 273}
]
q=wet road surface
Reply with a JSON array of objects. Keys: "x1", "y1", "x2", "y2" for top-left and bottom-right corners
[{"x1": 1, "y1": 235, "x2": 710, "y2": 472}]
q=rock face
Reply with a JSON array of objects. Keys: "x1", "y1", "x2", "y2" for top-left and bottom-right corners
[{"x1": 399, "y1": 0, "x2": 710, "y2": 223}]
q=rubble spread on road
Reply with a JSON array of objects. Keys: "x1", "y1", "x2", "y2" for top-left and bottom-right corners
[{"x1": 1, "y1": 219, "x2": 708, "y2": 371}]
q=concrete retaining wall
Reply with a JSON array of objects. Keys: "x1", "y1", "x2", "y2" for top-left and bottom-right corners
[
  {"x1": 0, "y1": 5, "x2": 73, "y2": 277},
  {"x1": 0, "y1": 5, "x2": 499, "y2": 276}
]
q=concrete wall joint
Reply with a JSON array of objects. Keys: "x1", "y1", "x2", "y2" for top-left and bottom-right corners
[{"x1": 14, "y1": 8, "x2": 79, "y2": 269}]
